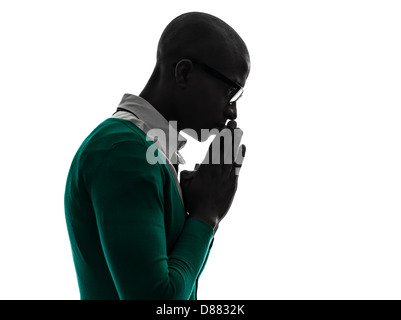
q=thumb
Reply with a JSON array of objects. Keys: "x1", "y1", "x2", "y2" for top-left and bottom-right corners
[{"x1": 180, "y1": 169, "x2": 196, "y2": 182}]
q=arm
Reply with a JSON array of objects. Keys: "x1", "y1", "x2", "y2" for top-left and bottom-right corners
[{"x1": 89, "y1": 141, "x2": 214, "y2": 299}]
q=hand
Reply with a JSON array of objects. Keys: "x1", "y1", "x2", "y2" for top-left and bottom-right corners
[{"x1": 180, "y1": 121, "x2": 246, "y2": 232}]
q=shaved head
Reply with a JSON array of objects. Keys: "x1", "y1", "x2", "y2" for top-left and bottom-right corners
[
  {"x1": 156, "y1": 12, "x2": 250, "y2": 84},
  {"x1": 140, "y1": 12, "x2": 251, "y2": 141}
]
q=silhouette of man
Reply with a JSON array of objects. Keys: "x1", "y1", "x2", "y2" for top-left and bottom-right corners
[{"x1": 64, "y1": 12, "x2": 250, "y2": 299}]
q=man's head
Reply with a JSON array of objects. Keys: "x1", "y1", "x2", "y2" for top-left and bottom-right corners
[{"x1": 142, "y1": 12, "x2": 250, "y2": 141}]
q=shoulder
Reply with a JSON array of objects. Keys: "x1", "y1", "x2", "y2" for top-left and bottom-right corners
[{"x1": 78, "y1": 118, "x2": 166, "y2": 186}]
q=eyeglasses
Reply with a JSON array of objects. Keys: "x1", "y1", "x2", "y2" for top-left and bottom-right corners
[{"x1": 179, "y1": 58, "x2": 244, "y2": 104}]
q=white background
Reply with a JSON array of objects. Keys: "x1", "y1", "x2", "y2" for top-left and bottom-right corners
[{"x1": 0, "y1": 0, "x2": 400, "y2": 299}]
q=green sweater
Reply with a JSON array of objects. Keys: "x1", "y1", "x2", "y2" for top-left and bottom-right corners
[{"x1": 65, "y1": 118, "x2": 214, "y2": 299}]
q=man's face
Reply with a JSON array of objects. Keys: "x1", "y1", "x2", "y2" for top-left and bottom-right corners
[{"x1": 177, "y1": 57, "x2": 250, "y2": 142}]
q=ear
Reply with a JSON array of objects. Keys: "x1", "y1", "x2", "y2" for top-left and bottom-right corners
[{"x1": 174, "y1": 59, "x2": 193, "y2": 88}]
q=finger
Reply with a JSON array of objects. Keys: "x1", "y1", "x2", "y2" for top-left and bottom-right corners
[
  {"x1": 209, "y1": 130, "x2": 226, "y2": 165},
  {"x1": 180, "y1": 169, "x2": 196, "y2": 182},
  {"x1": 232, "y1": 127, "x2": 243, "y2": 164},
  {"x1": 226, "y1": 120, "x2": 237, "y2": 164},
  {"x1": 201, "y1": 125, "x2": 241, "y2": 168},
  {"x1": 194, "y1": 163, "x2": 200, "y2": 170},
  {"x1": 180, "y1": 170, "x2": 190, "y2": 181},
  {"x1": 220, "y1": 124, "x2": 242, "y2": 166},
  {"x1": 199, "y1": 138, "x2": 213, "y2": 165},
  {"x1": 219, "y1": 128, "x2": 234, "y2": 173},
  {"x1": 227, "y1": 120, "x2": 237, "y2": 130},
  {"x1": 231, "y1": 144, "x2": 246, "y2": 176},
  {"x1": 220, "y1": 134, "x2": 226, "y2": 166}
]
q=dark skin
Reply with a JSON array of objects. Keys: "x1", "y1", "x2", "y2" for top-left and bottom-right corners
[{"x1": 140, "y1": 16, "x2": 250, "y2": 232}]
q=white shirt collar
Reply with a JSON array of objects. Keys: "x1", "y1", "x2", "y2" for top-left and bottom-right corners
[{"x1": 113, "y1": 93, "x2": 187, "y2": 164}]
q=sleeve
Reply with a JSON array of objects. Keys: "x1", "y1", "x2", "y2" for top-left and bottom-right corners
[{"x1": 89, "y1": 141, "x2": 214, "y2": 300}]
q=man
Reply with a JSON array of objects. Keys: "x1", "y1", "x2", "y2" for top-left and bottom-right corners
[{"x1": 64, "y1": 12, "x2": 250, "y2": 300}]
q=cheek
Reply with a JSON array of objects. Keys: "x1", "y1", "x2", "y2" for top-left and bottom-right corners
[
  {"x1": 189, "y1": 83, "x2": 228, "y2": 126},
  {"x1": 201, "y1": 89, "x2": 227, "y2": 115}
]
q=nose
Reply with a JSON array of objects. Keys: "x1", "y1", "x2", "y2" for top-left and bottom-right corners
[{"x1": 223, "y1": 102, "x2": 237, "y2": 120}]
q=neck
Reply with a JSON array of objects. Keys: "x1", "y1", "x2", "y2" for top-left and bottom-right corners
[
  {"x1": 139, "y1": 70, "x2": 179, "y2": 129},
  {"x1": 139, "y1": 77, "x2": 182, "y2": 173}
]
